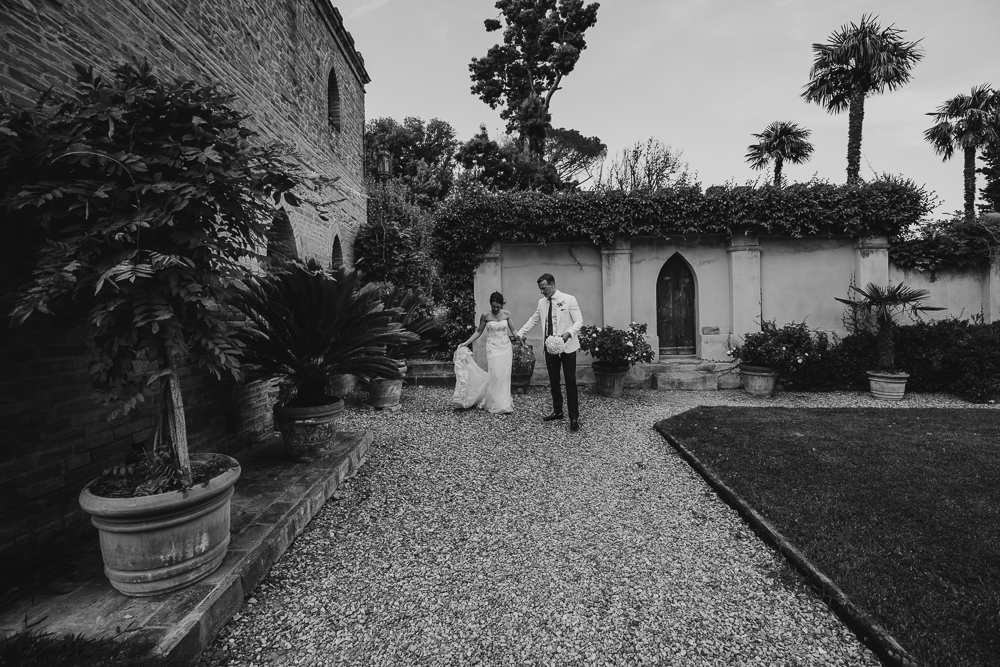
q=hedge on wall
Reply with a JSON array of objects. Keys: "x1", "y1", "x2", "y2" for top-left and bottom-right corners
[
  {"x1": 433, "y1": 177, "x2": 934, "y2": 279},
  {"x1": 890, "y1": 214, "x2": 1000, "y2": 278}
]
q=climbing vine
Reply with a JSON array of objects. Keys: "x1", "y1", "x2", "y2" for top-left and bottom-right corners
[{"x1": 433, "y1": 177, "x2": 934, "y2": 279}]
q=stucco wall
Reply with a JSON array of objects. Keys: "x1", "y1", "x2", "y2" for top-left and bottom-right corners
[
  {"x1": 890, "y1": 265, "x2": 989, "y2": 321},
  {"x1": 487, "y1": 236, "x2": 997, "y2": 373},
  {"x1": 631, "y1": 236, "x2": 730, "y2": 358},
  {"x1": 498, "y1": 244, "x2": 603, "y2": 334},
  {"x1": 760, "y1": 237, "x2": 856, "y2": 334}
]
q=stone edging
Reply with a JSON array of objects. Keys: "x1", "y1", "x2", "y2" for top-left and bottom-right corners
[{"x1": 653, "y1": 422, "x2": 920, "y2": 667}]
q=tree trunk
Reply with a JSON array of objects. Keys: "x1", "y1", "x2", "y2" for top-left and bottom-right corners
[
  {"x1": 773, "y1": 158, "x2": 783, "y2": 187},
  {"x1": 877, "y1": 321, "x2": 895, "y2": 371},
  {"x1": 163, "y1": 369, "x2": 192, "y2": 487},
  {"x1": 846, "y1": 91, "x2": 866, "y2": 184},
  {"x1": 964, "y1": 145, "x2": 977, "y2": 221}
]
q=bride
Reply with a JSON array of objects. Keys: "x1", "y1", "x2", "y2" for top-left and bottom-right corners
[{"x1": 453, "y1": 291, "x2": 515, "y2": 414}]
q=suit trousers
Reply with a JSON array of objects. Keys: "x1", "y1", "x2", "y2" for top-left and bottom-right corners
[{"x1": 545, "y1": 350, "x2": 578, "y2": 420}]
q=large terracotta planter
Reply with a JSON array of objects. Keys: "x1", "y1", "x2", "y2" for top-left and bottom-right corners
[
  {"x1": 274, "y1": 399, "x2": 346, "y2": 462},
  {"x1": 368, "y1": 361, "x2": 406, "y2": 408},
  {"x1": 740, "y1": 364, "x2": 779, "y2": 397},
  {"x1": 592, "y1": 362, "x2": 630, "y2": 398},
  {"x1": 79, "y1": 453, "x2": 240, "y2": 597},
  {"x1": 511, "y1": 343, "x2": 536, "y2": 389},
  {"x1": 867, "y1": 370, "x2": 909, "y2": 401}
]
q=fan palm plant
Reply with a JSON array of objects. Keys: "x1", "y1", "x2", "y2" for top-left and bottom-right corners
[
  {"x1": 745, "y1": 121, "x2": 814, "y2": 187},
  {"x1": 802, "y1": 14, "x2": 924, "y2": 184},
  {"x1": 233, "y1": 261, "x2": 416, "y2": 407},
  {"x1": 924, "y1": 84, "x2": 1000, "y2": 221},
  {"x1": 835, "y1": 283, "x2": 943, "y2": 372}
]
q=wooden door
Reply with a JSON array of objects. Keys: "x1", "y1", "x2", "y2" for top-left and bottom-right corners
[{"x1": 656, "y1": 256, "x2": 696, "y2": 355}]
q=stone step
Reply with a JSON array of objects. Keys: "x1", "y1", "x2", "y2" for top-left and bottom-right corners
[{"x1": 653, "y1": 369, "x2": 719, "y2": 391}]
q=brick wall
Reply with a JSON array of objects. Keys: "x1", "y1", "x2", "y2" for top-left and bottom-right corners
[{"x1": 0, "y1": 0, "x2": 368, "y2": 564}]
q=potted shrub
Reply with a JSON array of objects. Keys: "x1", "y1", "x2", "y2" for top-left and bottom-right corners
[
  {"x1": 578, "y1": 323, "x2": 655, "y2": 397},
  {"x1": 367, "y1": 285, "x2": 439, "y2": 408},
  {"x1": 233, "y1": 262, "x2": 416, "y2": 460},
  {"x1": 1, "y1": 62, "x2": 316, "y2": 595},
  {"x1": 729, "y1": 320, "x2": 816, "y2": 397},
  {"x1": 511, "y1": 336, "x2": 536, "y2": 389},
  {"x1": 835, "y1": 282, "x2": 943, "y2": 400}
]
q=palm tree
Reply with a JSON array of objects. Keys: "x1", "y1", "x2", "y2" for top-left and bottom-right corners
[
  {"x1": 924, "y1": 84, "x2": 1000, "y2": 221},
  {"x1": 745, "y1": 121, "x2": 814, "y2": 187},
  {"x1": 835, "y1": 283, "x2": 942, "y2": 372},
  {"x1": 802, "y1": 14, "x2": 924, "y2": 184}
]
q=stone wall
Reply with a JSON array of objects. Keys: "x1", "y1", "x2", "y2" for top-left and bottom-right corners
[{"x1": 0, "y1": 0, "x2": 368, "y2": 565}]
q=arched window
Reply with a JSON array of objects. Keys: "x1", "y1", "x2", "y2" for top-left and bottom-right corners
[
  {"x1": 266, "y1": 211, "x2": 298, "y2": 260},
  {"x1": 331, "y1": 235, "x2": 344, "y2": 267},
  {"x1": 327, "y1": 68, "x2": 341, "y2": 133}
]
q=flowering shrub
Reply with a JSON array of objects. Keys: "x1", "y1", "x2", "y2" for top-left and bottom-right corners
[
  {"x1": 728, "y1": 321, "x2": 817, "y2": 378},
  {"x1": 578, "y1": 323, "x2": 655, "y2": 368}
]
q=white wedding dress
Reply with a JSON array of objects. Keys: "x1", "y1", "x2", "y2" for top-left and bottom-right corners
[{"x1": 452, "y1": 320, "x2": 513, "y2": 414}]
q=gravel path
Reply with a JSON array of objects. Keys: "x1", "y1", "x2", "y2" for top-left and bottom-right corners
[{"x1": 200, "y1": 386, "x2": 994, "y2": 666}]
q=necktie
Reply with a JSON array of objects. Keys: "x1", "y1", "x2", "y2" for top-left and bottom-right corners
[{"x1": 546, "y1": 297, "x2": 553, "y2": 338}]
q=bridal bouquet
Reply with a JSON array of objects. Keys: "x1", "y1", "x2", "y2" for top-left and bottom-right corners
[{"x1": 545, "y1": 334, "x2": 566, "y2": 355}]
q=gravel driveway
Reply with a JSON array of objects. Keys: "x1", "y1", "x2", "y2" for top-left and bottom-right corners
[{"x1": 200, "y1": 386, "x2": 989, "y2": 666}]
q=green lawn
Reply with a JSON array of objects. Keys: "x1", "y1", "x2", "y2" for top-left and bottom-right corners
[{"x1": 658, "y1": 407, "x2": 1000, "y2": 667}]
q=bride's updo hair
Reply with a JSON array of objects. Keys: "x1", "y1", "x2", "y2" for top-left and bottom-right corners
[{"x1": 489, "y1": 291, "x2": 505, "y2": 306}]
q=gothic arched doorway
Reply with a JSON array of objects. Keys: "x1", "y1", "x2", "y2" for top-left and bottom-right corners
[{"x1": 656, "y1": 254, "x2": 696, "y2": 355}]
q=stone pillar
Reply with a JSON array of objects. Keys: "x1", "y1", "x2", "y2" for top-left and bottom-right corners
[
  {"x1": 854, "y1": 235, "x2": 890, "y2": 289},
  {"x1": 986, "y1": 252, "x2": 1000, "y2": 324},
  {"x1": 472, "y1": 242, "x2": 502, "y2": 367},
  {"x1": 601, "y1": 237, "x2": 632, "y2": 328},
  {"x1": 727, "y1": 233, "x2": 761, "y2": 337}
]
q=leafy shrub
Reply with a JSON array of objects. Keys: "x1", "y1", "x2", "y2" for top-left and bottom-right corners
[
  {"x1": 790, "y1": 319, "x2": 1000, "y2": 402},
  {"x1": 896, "y1": 318, "x2": 1000, "y2": 402},
  {"x1": 890, "y1": 214, "x2": 1000, "y2": 278},
  {"x1": 355, "y1": 179, "x2": 440, "y2": 299},
  {"x1": 790, "y1": 330, "x2": 877, "y2": 391},
  {"x1": 578, "y1": 322, "x2": 655, "y2": 368},
  {"x1": 729, "y1": 320, "x2": 818, "y2": 379}
]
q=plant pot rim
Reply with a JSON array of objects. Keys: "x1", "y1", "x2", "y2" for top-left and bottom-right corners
[
  {"x1": 274, "y1": 398, "x2": 345, "y2": 416},
  {"x1": 739, "y1": 363, "x2": 778, "y2": 374},
  {"x1": 867, "y1": 370, "x2": 910, "y2": 378},
  {"x1": 79, "y1": 453, "x2": 240, "y2": 517}
]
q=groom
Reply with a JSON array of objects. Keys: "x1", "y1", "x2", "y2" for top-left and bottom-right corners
[{"x1": 517, "y1": 273, "x2": 584, "y2": 431}]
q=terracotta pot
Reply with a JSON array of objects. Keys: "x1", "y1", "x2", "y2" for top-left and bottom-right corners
[
  {"x1": 867, "y1": 370, "x2": 909, "y2": 401},
  {"x1": 592, "y1": 362, "x2": 630, "y2": 398},
  {"x1": 368, "y1": 361, "x2": 406, "y2": 408},
  {"x1": 739, "y1": 364, "x2": 778, "y2": 397},
  {"x1": 78, "y1": 453, "x2": 240, "y2": 597},
  {"x1": 511, "y1": 356, "x2": 536, "y2": 389},
  {"x1": 274, "y1": 399, "x2": 346, "y2": 462}
]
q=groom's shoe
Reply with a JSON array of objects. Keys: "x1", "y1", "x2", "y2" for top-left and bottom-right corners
[
  {"x1": 570, "y1": 419, "x2": 580, "y2": 432},
  {"x1": 542, "y1": 413, "x2": 564, "y2": 421}
]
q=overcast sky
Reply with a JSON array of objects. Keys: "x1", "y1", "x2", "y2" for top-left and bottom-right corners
[{"x1": 336, "y1": 0, "x2": 999, "y2": 217}]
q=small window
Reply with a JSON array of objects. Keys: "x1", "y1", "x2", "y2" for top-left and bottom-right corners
[
  {"x1": 267, "y1": 211, "x2": 298, "y2": 260},
  {"x1": 331, "y1": 235, "x2": 344, "y2": 267},
  {"x1": 328, "y1": 68, "x2": 341, "y2": 133}
]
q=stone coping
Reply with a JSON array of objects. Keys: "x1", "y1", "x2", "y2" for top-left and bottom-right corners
[{"x1": 0, "y1": 430, "x2": 372, "y2": 665}]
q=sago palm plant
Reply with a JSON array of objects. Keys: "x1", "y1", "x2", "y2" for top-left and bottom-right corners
[{"x1": 233, "y1": 261, "x2": 416, "y2": 407}]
